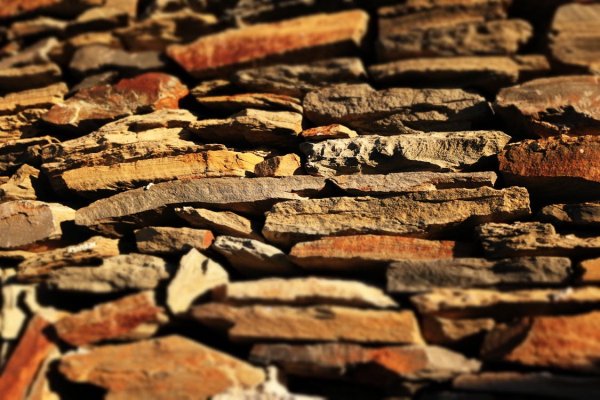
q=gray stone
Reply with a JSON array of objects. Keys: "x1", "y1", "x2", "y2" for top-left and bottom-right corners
[{"x1": 540, "y1": 202, "x2": 600, "y2": 228}]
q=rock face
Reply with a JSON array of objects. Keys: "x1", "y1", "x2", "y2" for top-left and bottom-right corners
[
  {"x1": 495, "y1": 76, "x2": 600, "y2": 137},
  {"x1": 58, "y1": 336, "x2": 265, "y2": 400},
  {"x1": 263, "y1": 187, "x2": 531, "y2": 246},
  {"x1": 135, "y1": 226, "x2": 214, "y2": 255},
  {"x1": 303, "y1": 84, "x2": 490, "y2": 133},
  {"x1": 301, "y1": 132, "x2": 510, "y2": 176},
  {"x1": 167, "y1": 10, "x2": 369, "y2": 78}
]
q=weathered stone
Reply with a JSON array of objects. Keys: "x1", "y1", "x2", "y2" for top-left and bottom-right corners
[
  {"x1": 290, "y1": 235, "x2": 467, "y2": 272},
  {"x1": 411, "y1": 287, "x2": 600, "y2": 318},
  {"x1": 216, "y1": 277, "x2": 397, "y2": 308},
  {"x1": 42, "y1": 73, "x2": 188, "y2": 130},
  {"x1": 0, "y1": 135, "x2": 59, "y2": 173},
  {"x1": 454, "y1": 372, "x2": 600, "y2": 399},
  {"x1": 0, "y1": 63, "x2": 61, "y2": 93},
  {"x1": 8, "y1": 17, "x2": 67, "y2": 40},
  {"x1": 422, "y1": 316, "x2": 495, "y2": 345},
  {"x1": 176, "y1": 207, "x2": 259, "y2": 240},
  {"x1": 135, "y1": 226, "x2": 214, "y2": 255},
  {"x1": 190, "y1": 79, "x2": 234, "y2": 97},
  {"x1": 301, "y1": 132, "x2": 510, "y2": 176},
  {"x1": 0, "y1": 0, "x2": 102, "y2": 20},
  {"x1": 0, "y1": 83, "x2": 67, "y2": 116},
  {"x1": 387, "y1": 257, "x2": 572, "y2": 293},
  {"x1": 46, "y1": 253, "x2": 170, "y2": 293},
  {"x1": 580, "y1": 258, "x2": 600, "y2": 283},
  {"x1": 233, "y1": 57, "x2": 367, "y2": 97},
  {"x1": 251, "y1": 343, "x2": 480, "y2": 383},
  {"x1": 212, "y1": 236, "x2": 298, "y2": 277},
  {"x1": 263, "y1": 187, "x2": 531, "y2": 246},
  {"x1": 499, "y1": 135, "x2": 600, "y2": 199},
  {"x1": 167, "y1": 249, "x2": 229, "y2": 314},
  {"x1": 53, "y1": 292, "x2": 166, "y2": 347},
  {"x1": 549, "y1": 3, "x2": 600, "y2": 72},
  {"x1": 0, "y1": 108, "x2": 47, "y2": 141},
  {"x1": 482, "y1": 311, "x2": 600, "y2": 373},
  {"x1": 0, "y1": 165, "x2": 40, "y2": 201},
  {"x1": 303, "y1": 84, "x2": 490, "y2": 133},
  {"x1": 190, "y1": 109, "x2": 302, "y2": 146},
  {"x1": 69, "y1": 45, "x2": 165, "y2": 76},
  {"x1": 540, "y1": 202, "x2": 600, "y2": 228},
  {"x1": 59, "y1": 336, "x2": 265, "y2": 400},
  {"x1": 66, "y1": 6, "x2": 129, "y2": 35},
  {"x1": 0, "y1": 200, "x2": 75, "y2": 249},
  {"x1": 221, "y1": 0, "x2": 358, "y2": 24},
  {"x1": 0, "y1": 38, "x2": 59, "y2": 69},
  {"x1": 191, "y1": 303, "x2": 423, "y2": 344},
  {"x1": 16, "y1": 236, "x2": 120, "y2": 282},
  {"x1": 495, "y1": 76, "x2": 600, "y2": 137},
  {"x1": 369, "y1": 56, "x2": 519, "y2": 91},
  {"x1": 476, "y1": 222, "x2": 600, "y2": 258},
  {"x1": 254, "y1": 154, "x2": 302, "y2": 177},
  {"x1": 167, "y1": 10, "x2": 368, "y2": 78},
  {"x1": 301, "y1": 124, "x2": 357, "y2": 141},
  {"x1": 512, "y1": 54, "x2": 552, "y2": 80},
  {"x1": 196, "y1": 93, "x2": 302, "y2": 113}
]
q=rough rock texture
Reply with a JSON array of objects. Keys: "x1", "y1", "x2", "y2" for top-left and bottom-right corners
[
  {"x1": 167, "y1": 10, "x2": 369, "y2": 78},
  {"x1": 0, "y1": 63, "x2": 61, "y2": 92},
  {"x1": 0, "y1": 83, "x2": 67, "y2": 116},
  {"x1": 254, "y1": 154, "x2": 302, "y2": 177},
  {"x1": 263, "y1": 187, "x2": 531, "y2": 246},
  {"x1": 0, "y1": 165, "x2": 40, "y2": 201},
  {"x1": 422, "y1": 316, "x2": 495, "y2": 345},
  {"x1": 300, "y1": 124, "x2": 357, "y2": 141},
  {"x1": 1, "y1": 135, "x2": 59, "y2": 173},
  {"x1": 135, "y1": 226, "x2": 214, "y2": 255},
  {"x1": 175, "y1": 207, "x2": 259, "y2": 240},
  {"x1": 301, "y1": 132, "x2": 510, "y2": 176},
  {"x1": 540, "y1": 202, "x2": 600, "y2": 228},
  {"x1": 303, "y1": 84, "x2": 490, "y2": 133}
]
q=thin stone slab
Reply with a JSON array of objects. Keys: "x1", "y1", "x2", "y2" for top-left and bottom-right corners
[
  {"x1": 176, "y1": 207, "x2": 260, "y2": 240},
  {"x1": 540, "y1": 202, "x2": 600, "y2": 228},
  {"x1": 195, "y1": 93, "x2": 302, "y2": 113},
  {"x1": 135, "y1": 226, "x2": 214, "y2": 255},
  {"x1": 0, "y1": 63, "x2": 61, "y2": 93}
]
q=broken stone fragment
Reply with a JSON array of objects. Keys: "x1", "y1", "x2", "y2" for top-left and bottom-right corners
[
  {"x1": 387, "y1": 257, "x2": 572, "y2": 293},
  {"x1": 167, "y1": 249, "x2": 229, "y2": 315},
  {"x1": 290, "y1": 235, "x2": 467, "y2": 272},
  {"x1": 135, "y1": 226, "x2": 214, "y2": 255},
  {"x1": 0, "y1": 63, "x2": 61, "y2": 93},
  {"x1": 476, "y1": 222, "x2": 600, "y2": 258},
  {"x1": 42, "y1": 72, "x2": 189, "y2": 130},
  {"x1": 69, "y1": 45, "x2": 166, "y2": 76},
  {"x1": 195, "y1": 92, "x2": 303, "y2": 113},
  {"x1": 175, "y1": 207, "x2": 259, "y2": 240},
  {"x1": 482, "y1": 311, "x2": 600, "y2": 373},
  {"x1": 53, "y1": 291, "x2": 167, "y2": 347},
  {"x1": 215, "y1": 277, "x2": 397, "y2": 308},
  {"x1": 167, "y1": 10, "x2": 369, "y2": 78},
  {"x1": 263, "y1": 186, "x2": 531, "y2": 246},
  {"x1": 1, "y1": 135, "x2": 59, "y2": 174},
  {"x1": 191, "y1": 303, "x2": 423, "y2": 344},
  {"x1": 499, "y1": 135, "x2": 600, "y2": 200},
  {"x1": 303, "y1": 84, "x2": 490, "y2": 133},
  {"x1": 250, "y1": 343, "x2": 480, "y2": 383},
  {"x1": 254, "y1": 154, "x2": 302, "y2": 177},
  {"x1": 539, "y1": 202, "x2": 600, "y2": 228},
  {"x1": 0, "y1": 83, "x2": 67, "y2": 116},
  {"x1": 58, "y1": 336, "x2": 265, "y2": 400},
  {"x1": 212, "y1": 236, "x2": 298, "y2": 277},
  {"x1": 301, "y1": 132, "x2": 510, "y2": 176},
  {"x1": 0, "y1": 200, "x2": 75, "y2": 249},
  {"x1": 580, "y1": 258, "x2": 600, "y2": 284},
  {"x1": 190, "y1": 109, "x2": 302, "y2": 146},
  {"x1": 0, "y1": 165, "x2": 40, "y2": 202},
  {"x1": 300, "y1": 124, "x2": 357, "y2": 141},
  {"x1": 495, "y1": 76, "x2": 600, "y2": 137},
  {"x1": 232, "y1": 57, "x2": 367, "y2": 97},
  {"x1": 411, "y1": 287, "x2": 600, "y2": 318},
  {"x1": 422, "y1": 316, "x2": 495, "y2": 345},
  {"x1": 46, "y1": 253, "x2": 170, "y2": 293}
]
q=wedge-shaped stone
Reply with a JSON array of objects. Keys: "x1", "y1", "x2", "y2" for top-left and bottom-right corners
[
  {"x1": 75, "y1": 176, "x2": 327, "y2": 232},
  {"x1": 482, "y1": 311, "x2": 600, "y2": 373},
  {"x1": 167, "y1": 249, "x2": 229, "y2": 315},
  {"x1": 0, "y1": 83, "x2": 67, "y2": 116},
  {"x1": 191, "y1": 303, "x2": 423, "y2": 344},
  {"x1": 263, "y1": 187, "x2": 531, "y2": 246},
  {"x1": 233, "y1": 57, "x2": 366, "y2": 97},
  {"x1": 16, "y1": 236, "x2": 120, "y2": 282},
  {"x1": 216, "y1": 278, "x2": 397, "y2": 308},
  {"x1": 58, "y1": 336, "x2": 265, "y2": 400},
  {"x1": 46, "y1": 254, "x2": 170, "y2": 293},
  {"x1": 540, "y1": 202, "x2": 600, "y2": 228},
  {"x1": 422, "y1": 316, "x2": 495, "y2": 345},
  {"x1": 254, "y1": 154, "x2": 301, "y2": 177},
  {"x1": 495, "y1": 76, "x2": 600, "y2": 137},
  {"x1": 195, "y1": 93, "x2": 302, "y2": 113},
  {"x1": 301, "y1": 124, "x2": 357, "y2": 141},
  {"x1": 135, "y1": 226, "x2": 214, "y2": 255},
  {"x1": 69, "y1": 45, "x2": 165, "y2": 76},
  {"x1": 301, "y1": 132, "x2": 510, "y2": 176},
  {"x1": 212, "y1": 236, "x2": 298, "y2": 277},
  {"x1": 304, "y1": 84, "x2": 490, "y2": 133},
  {"x1": 476, "y1": 222, "x2": 600, "y2": 258},
  {"x1": 0, "y1": 165, "x2": 40, "y2": 201},
  {"x1": 0, "y1": 63, "x2": 61, "y2": 93},
  {"x1": 0, "y1": 200, "x2": 74, "y2": 249},
  {"x1": 251, "y1": 343, "x2": 479, "y2": 384},
  {"x1": 387, "y1": 257, "x2": 572, "y2": 293},
  {"x1": 176, "y1": 207, "x2": 259, "y2": 240},
  {"x1": 53, "y1": 292, "x2": 166, "y2": 347},
  {"x1": 411, "y1": 287, "x2": 600, "y2": 318},
  {"x1": 290, "y1": 235, "x2": 467, "y2": 271},
  {"x1": 499, "y1": 135, "x2": 600, "y2": 200},
  {"x1": 190, "y1": 109, "x2": 302, "y2": 146},
  {"x1": 42, "y1": 73, "x2": 188, "y2": 130},
  {"x1": 167, "y1": 10, "x2": 368, "y2": 78}
]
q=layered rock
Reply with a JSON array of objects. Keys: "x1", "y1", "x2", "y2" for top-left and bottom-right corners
[
  {"x1": 135, "y1": 226, "x2": 214, "y2": 255},
  {"x1": 0, "y1": 82, "x2": 67, "y2": 117},
  {"x1": 300, "y1": 124, "x2": 357, "y2": 141},
  {"x1": 421, "y1": 316, "x2": 495, "y2": 345},
  {"x1": 0, "y1": 63, "x2": 61, "y2": 93},
  {"x1": 195, "y1": 93, "x2": 302, "y2": 113},
  {"x1": 0, "y1": 165, "x2": 40, "y2": 201},
  {"x1": 540, "y1": 202, "x2": 600, "y2": 228},
  {"x1": 175, "y1": 207, "x2": 260, "y2": 240},
  {"x1": 254, "y1": 154, "x2": 302, "y2": 177},
  {"x1": 69, "y1": 45, "x2": 165, "y2": 76},
  {"x1": 0, "y1": 135, "x2": 58, "y2": 173}
]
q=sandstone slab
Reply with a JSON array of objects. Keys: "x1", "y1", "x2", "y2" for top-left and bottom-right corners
[
  {"x1": 135, "y1": 226, "x2": 214, "y2": 255},
  {"x1": 540, "y1": 202, "x2": 600, "y2": 228},
  {"x1": 69, "y1": 45, "x2": 165, "y2": 76},
  {"x1": 176, "y1": 207, "x2": 259, "y2": 240},
  {"x1": 195, "y1": 92, "x2": 302, "y2": 113},
  {"x1": 0, "y1": 165, "x2": 40, "y2": 201},
  {"x1": 422, "y1": 316, "x2": 495, "y2": 345},
  {"x1": 300, "y1": 124, "x2": 357, "y2": 142},
  {"x1": 254, "y1": 154, "x2": 301, "y2": 177},
  {"x1": 0, "y1": 83, "x2": 67, "y2": 116},
  {"x1": 1, "y1": 135, "x2": 59, "y2": 174},
  {"x1": 0, "y1": 63, "x2": 61, "y2": 93}
]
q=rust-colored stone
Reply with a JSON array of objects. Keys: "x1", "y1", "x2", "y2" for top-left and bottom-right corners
[{"x1": 581, "y1": 258, "x2": 600, "y2": 283}]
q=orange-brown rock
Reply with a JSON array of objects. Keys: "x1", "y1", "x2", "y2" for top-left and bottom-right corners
[
  {"x1": 0, "y1": 83, "x2": 67, "y2": 116},
  {"x1": 191, "y1": 303, "x2": 423, "y2": 344},
  {"x1": 167, "y1": 10, "x2": 369, "y2": 78},
  {"x1": 254, "y1": 154, "x2": 302, "y2": 177},
  {"x1": 175, "y1": 207, "x2": 260, "y2": 240},
  {"x1": 195, "y1": 92, "x2": 302, "y2": 113},
  {"x1": 53, "y1": 292, "x2": 167, "y2": 347},
  {"x1": 0, "y1": 0, "x2": 102, "y2": 20},
  {"x1": 300, "y1": 124, "x2": 358, "y2": 141},
  {"x1": 482, "y1": 311, "x2": 600, "y2": 373},
  {"x1": 580, "y1": 258, "x2": 600, "y2": 283},
  {"x1": 0, "y1": 165, "x2": 40, "y2": 201},
  {"x1": 0, "y1": 135, "x2": 59, "y2": 174},
  {"x1": 135, "y1": 226, "x2": 214, "y2": 255},
  {"x1": 422, "y1": 316, "x2": 495, "y2": 345},
  {"x1": 59, "y1": 335, "x2": 266, "y2": 400},
  {"x1": 289, "y1": 235, "x2": 467, "y2": 271}
]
